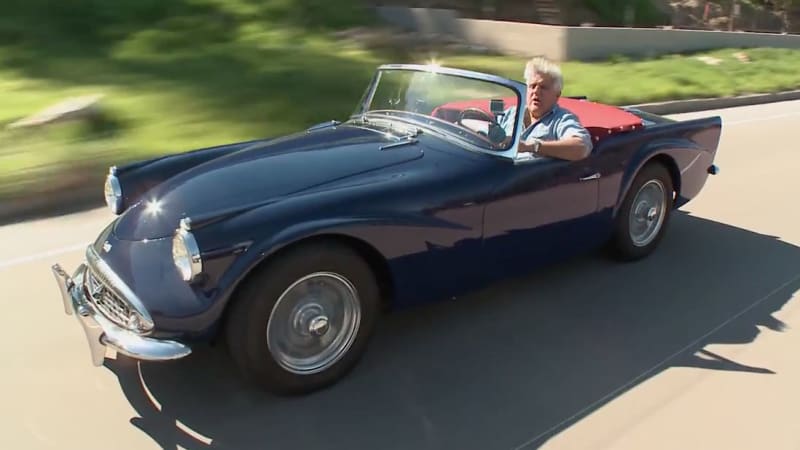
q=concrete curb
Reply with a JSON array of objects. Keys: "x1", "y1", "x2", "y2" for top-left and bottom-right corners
[
  {"x1": 1, "y1": 90, "x2": 799, "y2": 225},
  {"x1": 626, "y1": 89, "x2": 800, "y2": 115}
]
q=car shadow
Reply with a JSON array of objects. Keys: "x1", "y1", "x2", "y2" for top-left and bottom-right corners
[{"x1": 103, "y1": 211, "x2": 800, "y2": 450}]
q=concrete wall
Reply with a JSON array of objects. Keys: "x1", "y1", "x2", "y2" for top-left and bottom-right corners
[
  {"x1": 375, "y1": 7, "x2": 461, "y2": 36},
  {"x1": 565, "y1": 26, "x2": 800, "y2": 60},
  {"x1": 377, "y1": 7, "x2": 800, "y2": 61},
  {"x1": 455, "y1": 19, "x2": 567, "y2": 60}
]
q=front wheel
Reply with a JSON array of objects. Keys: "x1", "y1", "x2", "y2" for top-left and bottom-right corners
[
  {"x1": 225, "y1": 241, "x2": 380, "y2": 395},
  {"x1": 609, "y1": 163, "x2": 674, "y2": 261}
]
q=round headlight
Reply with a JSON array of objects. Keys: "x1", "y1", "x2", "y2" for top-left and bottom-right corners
[
  {"x1": 104, "y1": 167, "x2": 123, "y2": 214},
  {"x1": 172, "y1": 225, "x2": 202, "y2": 282}
]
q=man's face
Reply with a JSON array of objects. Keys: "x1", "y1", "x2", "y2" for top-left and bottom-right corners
[{"x1": 526, "y1": 72, "x2": 560, "y2": 117}]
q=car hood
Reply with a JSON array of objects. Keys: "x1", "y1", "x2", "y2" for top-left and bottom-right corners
[{"x1": 113, "y1": 124, "x2": 423, "y2": 240}]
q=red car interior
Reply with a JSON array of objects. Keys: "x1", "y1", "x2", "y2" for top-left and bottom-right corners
[{"x1": 431, "y1": 96, "x2": 645, "y2": 144}]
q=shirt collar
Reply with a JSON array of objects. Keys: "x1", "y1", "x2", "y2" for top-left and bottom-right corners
[{"x1": 536, "y1": 104, "x2": 560, "y2": 121}]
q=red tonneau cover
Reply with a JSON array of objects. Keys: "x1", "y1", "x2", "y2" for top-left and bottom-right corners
[{"x1": 432, "y1": 96, "x2": 644, "y2": 144}]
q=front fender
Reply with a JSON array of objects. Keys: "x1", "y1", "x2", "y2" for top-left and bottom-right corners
[
  {"x1": 191, "y1": 216, "x2": 390, "y2": 333},
  {"x1": 195, "y1": 195, "x2": 475, "y2": 331},
  {"x1": 112, "y1": 138, "x2": 271, "y2": 213},
  {"x1": 187, "y1": 181, "x2": 404, "y2": 326}
]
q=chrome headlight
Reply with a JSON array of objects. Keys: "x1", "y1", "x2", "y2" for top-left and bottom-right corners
[
  {"x1": 172, "y1": 219, "x2": 202, "y2": 282},
  {"x1": 104, "y1": 166, "x2": 123, "y2": 214}
]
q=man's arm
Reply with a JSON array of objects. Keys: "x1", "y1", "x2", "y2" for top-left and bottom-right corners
[
  {"x1": 519, "y1": 112, "x2": 593, "y2": 161},
  {"x1": 519, "y1": 136, "x2": 591, "y2": 161}
]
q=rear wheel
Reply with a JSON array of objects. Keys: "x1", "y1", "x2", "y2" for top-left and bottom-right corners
[
  {"x1": 225, "y1": 241, "x2": 380, "y2": 395},
  {"x1": 610, "y1": 162, "x2": 674, "y2": 261}
]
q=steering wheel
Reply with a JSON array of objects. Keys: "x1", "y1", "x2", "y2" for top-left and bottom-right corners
[
  {"x1": 456, "y1": 107, "x2": 507, "y2": 146},
  {"x1": 457, "y1": 107, "x2": 498, "y2": 126}
]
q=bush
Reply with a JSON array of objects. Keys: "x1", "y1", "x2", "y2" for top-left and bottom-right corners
[
  {"x1": 580, "y1": 0, "x2": 670, "y2": 27},
  {"x1": 0, "y1": 0, "x2": 373, "y2": 48}
]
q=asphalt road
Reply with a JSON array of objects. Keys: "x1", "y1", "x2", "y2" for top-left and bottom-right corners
[{"x1": 2, "y1": 100, "x2": 799, "y2": 450}]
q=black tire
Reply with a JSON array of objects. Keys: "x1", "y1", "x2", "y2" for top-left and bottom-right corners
[
  {"x1": 225, "y1": 240, "x2": 380, "y2": 395},
  {"x1": 609, "y1": 162, "x2": 674, "y2": 261}
]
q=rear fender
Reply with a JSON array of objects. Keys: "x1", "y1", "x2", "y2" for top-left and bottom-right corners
[{"x1": 613, "y1": 116, "x2": 722, "y2": 217}]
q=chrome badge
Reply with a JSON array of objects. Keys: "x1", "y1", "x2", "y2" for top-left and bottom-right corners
[{"x1": 102, "y1": 241, "x2": 112, "y2": 253}]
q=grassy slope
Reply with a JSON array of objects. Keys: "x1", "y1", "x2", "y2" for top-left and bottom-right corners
[
  {"x1": 1, "y1": 1, "x2": 799, "y2": 198},
  {"x1": 451, "y1": 48, "x2": 800, "y2": 104}
]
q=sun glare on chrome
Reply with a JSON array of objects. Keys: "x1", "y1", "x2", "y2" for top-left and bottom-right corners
[{"x1": 145, "y1": 199, "x2": 162, "y2": 216}]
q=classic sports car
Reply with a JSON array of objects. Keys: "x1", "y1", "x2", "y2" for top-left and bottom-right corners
[{"x1": 52, "y1": 64, "x2": 722, "y2": 394}]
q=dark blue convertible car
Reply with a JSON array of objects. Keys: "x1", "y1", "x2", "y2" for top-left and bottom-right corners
[{"x1": 52, "y1": 64, "x2": 722, "y2": 394}]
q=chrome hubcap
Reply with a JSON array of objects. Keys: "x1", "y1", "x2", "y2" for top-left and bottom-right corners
[
  {"x1": 267, "y1": 272, "x2": 361, "y2": 375},
  {"x1": 629, "y1": 180, "x2": 666, "y2": 247},
  {"x1": 308, "y1": 316, "x2": 330, "y2": 336}
]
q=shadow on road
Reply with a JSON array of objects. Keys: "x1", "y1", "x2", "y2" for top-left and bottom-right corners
[{"x1": 104, "y1": 211, "x2": 800, "y2": 450}]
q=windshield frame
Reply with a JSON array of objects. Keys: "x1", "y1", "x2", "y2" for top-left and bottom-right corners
[{"x1": 351, "y1": 64, "x2": 527, "y2": 160}]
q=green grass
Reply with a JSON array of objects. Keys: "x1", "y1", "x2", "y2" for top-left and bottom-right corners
[
  {"x1": 1, "y1": 0, "x2": 799, "y2": 201},
  {"x1": 449, "y1": 47, "x2": 800, "y2": 104}
]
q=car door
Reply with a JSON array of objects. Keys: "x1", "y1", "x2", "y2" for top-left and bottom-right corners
[{"x1": 482, "y1": 155, "x2": 603, "y2": 278}]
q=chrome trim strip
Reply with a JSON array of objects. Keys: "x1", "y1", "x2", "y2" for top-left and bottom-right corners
[
  {"x1": 580, "y1": 172, "x2": 601, "y2": 181},
  {"x1": 52, "y1": 264, "x2": 191, "y2": 365},
  {"x1": 680, "y1": 153, "x2": 703, "y2": 175},
  {"x1": 85, "y1": 245, "x2": 154, "y2": 331}
]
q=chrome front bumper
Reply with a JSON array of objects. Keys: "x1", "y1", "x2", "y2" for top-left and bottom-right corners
[{"x1": 51, "y1": 263, "x2": 192, "y2": 365}]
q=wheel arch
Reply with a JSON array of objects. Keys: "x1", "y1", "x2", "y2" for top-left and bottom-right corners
[
  {"x1": 219, "y1": 232, "x2": 395, "y2": 337},
  {"x1": 614, "y1": 152, "x2": 681, "y2": 220},
  {"x1": 269, "y1": 233, "x2": 395, "y2": 310}
]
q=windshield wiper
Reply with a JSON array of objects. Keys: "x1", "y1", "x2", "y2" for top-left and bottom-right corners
[
  {"x1": 380, "y1": 128, "x2": 422, "y2": 151},
  {"x1": 380, "y1": 138, "x2": 418, "y2": 151}
]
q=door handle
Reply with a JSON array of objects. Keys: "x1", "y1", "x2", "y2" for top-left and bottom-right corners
[{"x1": 579, "y1": 172, "x2": 600, "y2": 181}]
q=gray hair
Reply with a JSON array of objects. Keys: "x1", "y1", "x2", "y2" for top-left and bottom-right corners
[{"x1": 523, "y1": 57, "x2": 563, "y2": 92}]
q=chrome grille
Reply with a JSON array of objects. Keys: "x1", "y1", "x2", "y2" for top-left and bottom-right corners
[{"x1": 85, "y1": 267, "x2": 133, "y2": 328}]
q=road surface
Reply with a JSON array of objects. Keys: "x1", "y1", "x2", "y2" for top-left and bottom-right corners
[{"x1": 1, "y1": 100, "x2": 799, "y2": 450}]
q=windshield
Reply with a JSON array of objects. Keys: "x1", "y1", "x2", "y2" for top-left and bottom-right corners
[{"x1": 355, "y1": 68, "x2": 521, "y2": 152}]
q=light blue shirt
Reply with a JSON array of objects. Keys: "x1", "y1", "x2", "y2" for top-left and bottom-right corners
[{"x1": 498, "y1": 104, "x2": 593, "y2": 152}]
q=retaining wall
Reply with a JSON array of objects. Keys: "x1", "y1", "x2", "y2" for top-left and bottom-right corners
[{"x1": 376, "y1": 7, "x2": 800, "y2": 61}]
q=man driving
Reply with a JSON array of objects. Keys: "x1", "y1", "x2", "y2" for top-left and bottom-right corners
[{"x1": 498, "y1": 57, "x2": 593, "y2": 161}]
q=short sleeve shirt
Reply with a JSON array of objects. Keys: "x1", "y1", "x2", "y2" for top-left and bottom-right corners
[{"x1": 498, "y1": 104, "x2": 593, "y2": 152}]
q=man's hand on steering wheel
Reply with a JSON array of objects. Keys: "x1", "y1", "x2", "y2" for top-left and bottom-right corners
[
  {"x1": 457, "y1": 107, "x2": 499, "y2": 128},
  {"x1": 457, "y1": 107, "x2": 507, "y2": 147}
]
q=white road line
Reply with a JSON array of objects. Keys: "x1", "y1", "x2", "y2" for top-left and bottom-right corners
[
  {"x1": 725, "y1": 112, "x2": 800, "y2": 126},
  {"x1": 0, "y1": 242, "x2": 87, "y2": 271},
  {"x1": 512, "y1": 271, "x2": 800, "y2": 450}
]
